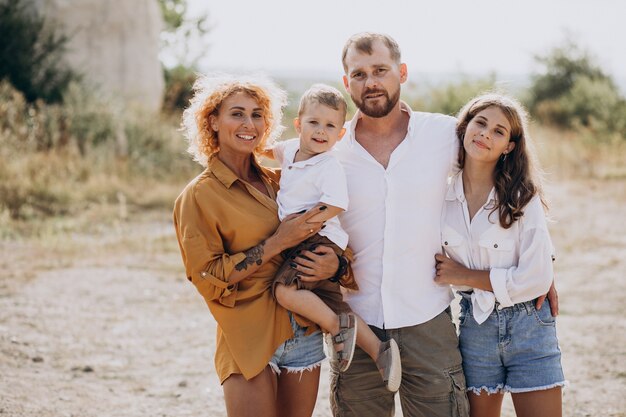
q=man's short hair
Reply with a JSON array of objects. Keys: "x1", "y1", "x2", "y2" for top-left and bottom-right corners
[
  {"x1": 298, "y1": 84, "x2": 347, "y2": 122},
  {"x1": 342, "y1": 32, "x2": 402, "y2": 73}
]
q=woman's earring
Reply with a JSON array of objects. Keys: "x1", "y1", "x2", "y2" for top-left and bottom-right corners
[{"x1": 501, "y1": 152, "x2": 507, "y2": 162}]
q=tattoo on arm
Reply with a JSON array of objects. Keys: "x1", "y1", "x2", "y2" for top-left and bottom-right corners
[{"x1": 235, "y1": 242, "x2": 265, "y2": 271}]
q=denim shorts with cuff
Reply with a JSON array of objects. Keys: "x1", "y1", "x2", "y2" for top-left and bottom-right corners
[
  {"x1": 458, "y1": 292, "x2": 567, "y2": 394},
  {"x1": 269, "y1": 312, "x2": 325, "y2": 375}
]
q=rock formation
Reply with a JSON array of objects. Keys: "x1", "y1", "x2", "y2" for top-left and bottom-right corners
[{"x1": 32, "y1": 0, "x2": 164, "y2": 112}]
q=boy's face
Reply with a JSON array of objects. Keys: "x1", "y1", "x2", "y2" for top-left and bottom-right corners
[{"x1": 295, "y1": 102, "x2": 346, "y2": 158}]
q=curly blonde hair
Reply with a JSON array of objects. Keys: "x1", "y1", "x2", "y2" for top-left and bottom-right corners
[{"x1": 181, "y1": 73, "x2": 287, "y2": 167}]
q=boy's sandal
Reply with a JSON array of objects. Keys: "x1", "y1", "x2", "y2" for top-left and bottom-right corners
[
  {"x1": 376, "y1": 338, "x2": 402, "y2": 392},
  {"x1": 330, "y1": 312, "x2": 357, "y2": 372}
]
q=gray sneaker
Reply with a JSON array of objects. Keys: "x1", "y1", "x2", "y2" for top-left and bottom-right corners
[{"x1": 376, "y1": 338, "x2": 402, "y2": 392}]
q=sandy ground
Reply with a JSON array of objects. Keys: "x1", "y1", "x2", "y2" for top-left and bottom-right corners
[{"x1": 1, "y1": 179, "x2": 625, "y2": 417}]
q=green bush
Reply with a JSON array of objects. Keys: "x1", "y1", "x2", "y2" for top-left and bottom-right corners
[
  {"x1": 527, "y1": 41, "x2": 626, "y2": 139},
  {"x1": 162, "y1": 65, "x2": 197, "y2": 113},
  {"x1": 405, "y1": 75, "x2": 498, "y2": 116},
  {"x1": 0, "y1": 0, "x2": 78, "y2": 103}
]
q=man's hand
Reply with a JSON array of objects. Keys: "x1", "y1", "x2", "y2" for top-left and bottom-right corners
[
  {"x1": 535, "y1": 280, "x2": 559, "y2": 317},
  {"x1": 293, "y1": 245, "x2": 339, "y2": 282}
]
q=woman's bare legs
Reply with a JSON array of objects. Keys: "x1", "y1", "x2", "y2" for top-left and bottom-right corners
[
  {"x1": 223, "y1": 366, "x2": 277, "y2": 417},
  {"x1": 468, "y1": 387, "x2": 562, "y2": 417},
  {"x1": 276, "y1": 366, "x2": 321, "y2": 417},
  {"x1": 468, "y1": 392, "x2": 504, "y2": 417},
  {"x1": 512, "y1": 387, "x2": 562, "y2": 417}
]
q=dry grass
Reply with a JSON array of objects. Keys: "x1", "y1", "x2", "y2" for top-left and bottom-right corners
[{"x1": 534, "y1": 125, "x2": 626, "y2": 180}]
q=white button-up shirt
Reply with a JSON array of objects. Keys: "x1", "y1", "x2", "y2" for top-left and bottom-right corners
[
  {"x1": 441, "y1": 172, "x2": 555, "y2": 324},
  {"x1": 274, "y1": 138, "x2": 350, "y2": 249},
  {"x1": 334, "y1": 103, "x2": 458, "y2": 328}
]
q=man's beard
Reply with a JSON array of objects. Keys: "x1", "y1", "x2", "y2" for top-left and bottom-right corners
[{"x1": 352, "y1": 86, "x2": 401, "y2": 118}]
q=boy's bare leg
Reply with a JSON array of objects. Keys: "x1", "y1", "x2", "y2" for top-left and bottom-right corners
[
  {"x1": 275, "y1": 283, "x2": 340, "y2": 336},
  {"x1": 354, "y1": 315, "x2": 382, "y2": 361}
]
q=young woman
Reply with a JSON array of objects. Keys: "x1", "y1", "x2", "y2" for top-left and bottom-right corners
[{"x1": 435, "y1": 93, "x2": 566, "y2": 417}]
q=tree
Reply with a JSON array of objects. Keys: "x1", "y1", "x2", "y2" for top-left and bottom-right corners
[
  {"x1": 527, "y1": 41, "x2": 626, "y2": 137},
  {"x1": 0, "y1": 0, "x2": 78, "y2": 103},
  {"x1": 158, "y1": 0, "x2": 211, "y2": 68},
  {"x1": 157, "y1": 0, "x2": 211, "y2": 112}
]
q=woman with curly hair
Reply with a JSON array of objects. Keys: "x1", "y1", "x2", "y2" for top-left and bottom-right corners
[
  {"x1": 435, "y1": 93, "x2": 566, "y2": 417},
  {"x1": 173, "y1": 74, "x2": 339, "y2": 417}
]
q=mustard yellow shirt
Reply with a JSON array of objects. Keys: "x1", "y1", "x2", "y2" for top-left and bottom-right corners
[{"x1": 173, "y1": 155, "x2": 293, "y2": 383}]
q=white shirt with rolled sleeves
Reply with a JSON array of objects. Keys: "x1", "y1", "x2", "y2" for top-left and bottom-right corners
[
  {"x1": 273, "y1": 138, "x2": 349, "y2": 250},
  {"x1": 333, "y1": 102, "x2": 459, "y2": 329},
  {"x1": 441, "y1": 172, "x2": 555, "y2": 324}
]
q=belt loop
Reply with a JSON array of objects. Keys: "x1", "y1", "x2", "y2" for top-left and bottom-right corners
[{"x1": 524, "y1": 301, "x2": 531, "y2": 315}]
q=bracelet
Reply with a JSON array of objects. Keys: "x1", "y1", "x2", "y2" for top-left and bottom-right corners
[{"x1": 329, "y1": 255, "x2": 348, "y2": 283}]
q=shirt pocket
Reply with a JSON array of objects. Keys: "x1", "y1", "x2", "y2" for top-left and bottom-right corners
[
  {"x1": 442, "y1": 227, "x2": 473, "y2": 292},
  {"x1": 441, "y1": 227, "x2": 464, "y2": 253},
  {"x1": 478, "y1": 235, "x2": 515, "y2": 268}
]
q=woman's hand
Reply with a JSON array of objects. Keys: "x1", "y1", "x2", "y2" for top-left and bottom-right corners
[
  {"x1": 535, "y1": 280, "x2": 559, "y2": 316},
  {"x1": 434, "y1": 253, "x2": 471, "y2": 286},
  {"x1": 435, "y1": 254, "x2": 493, "y2": 291},
  {"x1": 294, "y1": 245, "x2": 339, "y2": 283},
  {"x1": 269, "y1": 207, "x2": 325, "y2": 252}
]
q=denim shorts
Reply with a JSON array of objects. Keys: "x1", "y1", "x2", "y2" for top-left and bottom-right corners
[
  {"x1": 458, "y1": 292, "x2": 567, "y2": 394},
  {"x1": 269, "y1": 313, "x2": 325, "y2": 374}
]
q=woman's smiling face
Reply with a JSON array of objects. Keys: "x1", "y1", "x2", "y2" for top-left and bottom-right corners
[
  {"x1": 463, "y1": 106, "x2": 514, "y2": 164},
  {"x1": 210, "y1": 92, "x2": 267, "y2": 157}
]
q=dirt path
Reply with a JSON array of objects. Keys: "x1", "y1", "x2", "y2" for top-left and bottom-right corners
[{"x1": 1, "y1": 180, "x2": 625, "y2": 417}]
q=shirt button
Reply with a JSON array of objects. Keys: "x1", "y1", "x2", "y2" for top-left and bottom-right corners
[
  {"x1": 288, "y1": 166, "x2": 293, "y2": 170},
  {"x1": 493, "y1": 243, "x2": 498, "y2": 248},
  {"x1": 444, "y1": 241, "x2": 449, "y2": 246},
  {"x1": 201, "y1": 272, "x2": 207, "y2": 277}
]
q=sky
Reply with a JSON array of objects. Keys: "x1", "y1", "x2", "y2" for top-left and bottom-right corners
[{"x1": 183, "y1": 0, "x2": 624, "y2": 88}]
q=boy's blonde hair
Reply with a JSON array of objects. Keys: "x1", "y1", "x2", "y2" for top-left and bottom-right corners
[
  {"x1": 298, "y1": 84, "x2": 347, "y2": 122},
  {"x1": 181, "y1": 73, "x2": 287, "y2": 167}
]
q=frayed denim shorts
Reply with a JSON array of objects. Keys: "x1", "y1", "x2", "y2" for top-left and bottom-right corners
[
  {"x1": 458, "y1": 292, "x2": 567, "y2": 394},
  {"x1": 269, "y1": 313, "x2": 325, "y2": 375}
]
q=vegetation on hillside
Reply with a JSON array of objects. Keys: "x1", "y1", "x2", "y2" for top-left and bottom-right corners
[
  {"x1": 0, "y1": 1, "x2": 624, "y2": 235},
  {"x1": 526, "y1": 41, "x2": 626, "y2": 140}
]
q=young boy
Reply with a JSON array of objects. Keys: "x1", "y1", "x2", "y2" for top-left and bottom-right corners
[{"x1": 263, "y1": 84, "x2": 401, "y2": 392}]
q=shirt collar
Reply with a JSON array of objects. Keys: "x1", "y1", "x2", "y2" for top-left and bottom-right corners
[
  {"x1": 288, "y1": 148, "x2": 334, "y2": 168},
  {"x1": 446, "y1": 172, "x2": 465, "y2": 202},
  {"x1": 446, "y1": 170, "x2": 498, "y2": 206},
  {"x1": 346, "y1": 100, "x2": 414, "y2": 147},
  {"x1": 208, "y1": 154, "x2": 278, "y2": 188}
]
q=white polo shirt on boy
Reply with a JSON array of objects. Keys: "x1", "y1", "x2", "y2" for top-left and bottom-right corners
[
  {"x1": 273, "y1": 138, "x2": 349, "y2": 250},
  {"x1": 441, "y1": 172, "x2": 555, "y2": 324},
  {"x1": 333, "y1": 102, "x2": 459, "y2": 329}
]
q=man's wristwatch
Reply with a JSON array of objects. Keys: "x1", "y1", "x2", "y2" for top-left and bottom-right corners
[{"x1": 328, "y1": 255, "x2": 348, "y2": 283}]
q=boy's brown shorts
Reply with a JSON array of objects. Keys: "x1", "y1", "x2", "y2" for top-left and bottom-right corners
[{"x1": 272, "y1": 234, "x2": 351, "y2": 315}]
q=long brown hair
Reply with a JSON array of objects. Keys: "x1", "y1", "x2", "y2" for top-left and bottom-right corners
[{"x1": 456, "y1": 93, "x2": 546, "y2": 228}]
